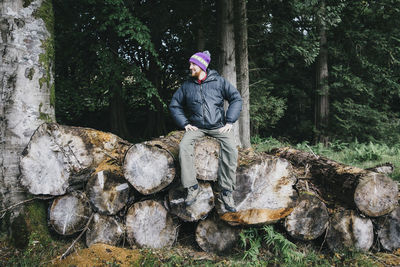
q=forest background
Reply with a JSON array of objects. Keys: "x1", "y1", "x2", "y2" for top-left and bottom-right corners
[{"x1": 54, "y1": 0, "x2": 400, "y2": 148}]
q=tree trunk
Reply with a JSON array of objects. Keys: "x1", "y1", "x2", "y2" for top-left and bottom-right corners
[
  {"x1": 195, "y1": 215, "x2": 240, "y2": 254},
  {"x1": 85, "y1": 213, "x2": 124, "y2": 247},
  {"x1": 20, "y1": 123, "x2": 130, "y2": 195},
  {"x1": 49, "y1": 192, "x2": 92, "y2": 236},
  {"x1": 315, "y1": 0, "x2": 329, "y2": 145},
  {"x1": 168, "y1": 182, "x2": 214, "y2": 222},
  {"x1": 219, "y1": 153, "x2": 297, "y2": 225},
  {"x1": 196, "y1": 0, "x2": 206, "y2": 51},
  {"x1": 234, "y1": 0, "x2": 251, "y2": 149},
  {"x1": 125, "y1": 200, "x2": 179, "y2": 249},
  {"x1": 377, "y1": 206, "x2": 400, "y2": 251},
  {"x1": 110, "y1": 87, "x2": 130, "y2": 140},
  {"x1": 326, "y1": 210, "x2": 374, "y2": 252},
  {"x1": 0, "y1": 0, "x2": 55, "y2": 215},
  {"x1": 284, "y1": 193, "x2": 329, "y2": 241},
  {"x1": 273, "y1": 147, "x2": 398, "y2": 217},
  {"x1": 218, "y1": 0, "x2": 241, "y2": 147},
  {"x1": 86, "y1": 169, "x2": 131, "y2": 215}
]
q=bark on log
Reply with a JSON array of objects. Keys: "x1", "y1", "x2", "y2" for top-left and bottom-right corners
[
  {"x1": 86, "y1": 169, "x2": 130, "y2": 215},
  {"x1": 284, "y1": 193, "x2": 329, "y2": 241},
  {"x1": 195, "y1": 215, "x2": 240, "y2": 254},
  {"x1": 85, "y1": 213, "x2": 124, "y2": 247},
  {"x1": 168, "y1": 182, "x2": 214, "y2": 222},
  {"x1": 49, "y1": 192, "x2": 92, "y2": 236},
  {"x1": 378, "y1": 206, "x2": 400, "y2": 251},
  {"x1": 125, "y1": 200, "x2": 179, "y2": 249},
  {"x1": 273, "y1": 147, "x2": 398, "y2": 217},
  {"x1": 326, "y1": 210, "x2": 374, "y2": 252},
  {"x1": 20, "y1": 123, "x2": 130, "y2": 195},
  {"x1": 220, "y1": 153, "x2": 297, "y2": 225}
]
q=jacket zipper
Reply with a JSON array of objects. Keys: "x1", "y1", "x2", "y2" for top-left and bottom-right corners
[{"x1": 199, "y1": 83, "x2": 206, "y2": 125}]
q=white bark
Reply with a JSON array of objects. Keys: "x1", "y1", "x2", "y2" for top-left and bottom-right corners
[{"x1": 0, "y1": 0, "x2": 54, "y2": 211}]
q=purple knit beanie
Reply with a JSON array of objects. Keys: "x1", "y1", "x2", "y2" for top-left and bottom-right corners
[{"x1": 189, "y1": 51, "x2": 211, "y2": 72}]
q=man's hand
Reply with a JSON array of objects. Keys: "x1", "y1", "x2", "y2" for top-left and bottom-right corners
[
  {"x1": 218, "y1": 123, "x2": 233, "y2": 133},
  {"x1": 185, "y1": 124, "x2": 198, "y2": 131}
]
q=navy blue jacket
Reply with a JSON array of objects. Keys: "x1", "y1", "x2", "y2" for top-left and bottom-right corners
[{"x1": 169, "y1": 69, "x2": 242, "y2": 130}]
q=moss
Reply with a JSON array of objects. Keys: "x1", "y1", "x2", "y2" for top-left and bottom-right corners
[
  {"x1": 34, "y1": 0, "x2": 55, "y2": 109},
  {"x1": 27, "y1": 67, "x2": 35, "y2": 80},
  {"x1": 23, "y1": 0, "x2": 34, "y2": 8},
  {"x1": 39, "y1": 102, "x2": 53, "y2": 123},
  {"x1": 9, "y1": 201, "x2": 51, "y2": 250}
]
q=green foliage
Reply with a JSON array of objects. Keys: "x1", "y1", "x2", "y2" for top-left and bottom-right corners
[{"x1": 239, "y1": 228, "x2": 262, "y2": 262}]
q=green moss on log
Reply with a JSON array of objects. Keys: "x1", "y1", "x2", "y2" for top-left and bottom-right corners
[{"x1": 39, "y1": 102, "x2": 53, "y2": 123}]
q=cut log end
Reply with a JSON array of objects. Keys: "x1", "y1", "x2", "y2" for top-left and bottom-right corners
[
  {"x1": 123, "y1": 144, "x2": 175, "y2": 195},
  {"x1": 125, "y1": 200, "x2": 179, "y2": 249},
  {"x1": 284, "y1": 193, "x2": 329, "y2": 241},
  {"x1": 195, "y1": 216, "x2": 240, "y2": 254},
  {"x1": 86, "y1": 170, "x2": 130, "y2": 215},
  {"x1": 194, "y1": 137, "x2": 220, "y2": 181},
  {"x1": 326, "y1": 210, "x2": 374, "y2": 252},
  {"x1": 168, "y1": 183, "x2": 214, "y2": 222},
  {"x1": 378, "y1": 206, "x2": 400, "y2": 251},
  {"x1": 86, "y1": 213, "x2": 124, "y2": 247},
  {"x1": 49, "y1": 192, "x2": 92, "y2": 236},
  {"x1": 354, "y1": 173, "x2": 398, "y2": 217}
]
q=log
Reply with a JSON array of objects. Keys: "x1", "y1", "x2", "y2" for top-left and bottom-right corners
[
  {"x1": 125, "y1": 200, "x2": 179, "y2": 249},
  {"x1": 378, "y1": 206, "x2": 400, "y2": 251},
  {"x1": 326, "y1": 210, "x2": 374, "y2": 252},
  {"x1": 20, "y1": 123, "x2": 130, "y2": 195},
  {"x1": 284, "y1": 193, "x2": 329, "y2": 241},
  {"x1": 273, "y1": 147, "x2": 398, "y2": 217},
  {"x1": 49, "y1": 192, "x2": 92, "y2": 236},
  {"x1": 195, "y1": 216, "x2": 240, "y2": 254},
  {"x1": 219, "y1": 153, "x2": 297, "y2": 225},
  {"x1": 86, "y1": 169, "x2": 131, "y2": 215},
  {"x1": 168, "y1": 182, "x2": 214, "y2": 222},
  {"x1": 193, "y1": 136, "x2": 220, "y2": 181},
  {"x1": 85, "y1": 213, "x2": 124, "y2": 247}
]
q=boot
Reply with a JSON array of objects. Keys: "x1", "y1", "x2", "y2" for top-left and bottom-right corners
[
  {"x1": 220, "y1": 189, "x2": 236, "y2": 212},
  {"x1": 185, "y1": 184, "x2": 200, "y2": 206}
]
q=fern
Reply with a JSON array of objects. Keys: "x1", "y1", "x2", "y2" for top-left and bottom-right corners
[
  {"x1": 262, "y1": 225, "x2": 304, "y2": 265},
  {"x1": 239, "y1": 228, "x2": 262, "y2": 262}
]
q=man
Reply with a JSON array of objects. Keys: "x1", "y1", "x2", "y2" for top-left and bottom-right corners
[{"x1": 169, "y1": 51, "x2": 242, "y2": 212}]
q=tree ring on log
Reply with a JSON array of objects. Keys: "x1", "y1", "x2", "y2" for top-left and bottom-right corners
[
  {"x1": 85, "y1": 213, "x2": 124, "y2": 247},
  {"x1": 123, "y1": 144, "x2": 175, "y2": 195},
  {"x1": 125, "y1": 200, "x2": 179, "y2": 249},
  {"x1": 326, "y1": 210, "x2": 373, "y2": 252},
  {"x1": 49, "y1": 191, "x2": 92, "y2": 236},
  {"x1": 195, "y1": 216, "x2": 240, "y2": 254},
  {"x1": 284, "y1": 193, "x2": 329, "y2": 241},
  {"x1": 354, "y1": 172, "x2": 398, "y2": 217},
  {"x1": 168, "y1": 182, "x2": 214, "y2": 222},
  {"x1": 86, "y1": 170, "x2": 130, "y2": 215},
  {"x1": 378, "y1": 206, "x2": 400, "y2": 251}
]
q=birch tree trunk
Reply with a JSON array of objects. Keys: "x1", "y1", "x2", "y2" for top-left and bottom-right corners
[
  {"x1": 0, "y1": 0, "x2": 55, "y2": 216},
  {"x1": 218, "y1": 0, "x2": 241, "y2": 147}
]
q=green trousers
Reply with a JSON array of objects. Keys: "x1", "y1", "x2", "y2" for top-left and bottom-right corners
[{"x1": 179, "y1": 128, "x2": 238, "y2": 191}]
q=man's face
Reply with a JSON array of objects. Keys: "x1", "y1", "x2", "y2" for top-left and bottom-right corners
[{"x1": 189, "y1": 62, "x2": 202, "y2": 78}]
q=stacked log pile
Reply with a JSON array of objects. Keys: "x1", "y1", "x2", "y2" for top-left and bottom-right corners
[{"x1": 19, "y1": 123, "x2": 400, "y2": 254}]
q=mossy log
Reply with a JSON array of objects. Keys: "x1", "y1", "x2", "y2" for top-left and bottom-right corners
[
  {"x1": 125, "y1": 200, "x2": 179, "y2": 249},
  {"x1": 85, "y1": 213, "x2": 124, "y2": 247},
  {"x1": 49, "y1": 192, "x2": 92, "y2": 236},
  {"x1": 284, "y1": 193, "x2": 329, "y2": 241},
  {"x1": 168, "y1": 182, "x2": 214, "y2": 222},
  {"x1": 326, "y1": 210, "x2": 374, "y2": 252},
  {"x1": 20, "y1": 123, "x2": 130, "y2": 195},
  {"x1": 378, "y1": 206, "x2": 400, "y2": 251},
  {"x1": 219, "y1": 153, "x2": 297, "y2": 225},
  {"x1": 86, "y1": 169, "x2": 130, "y2": 215},
  {"x1": 272, "y1": 147, "x2": 398, "y2": 217},
  {"x1": 195, "y1": 215, "x2": 240, "y2": 254}
]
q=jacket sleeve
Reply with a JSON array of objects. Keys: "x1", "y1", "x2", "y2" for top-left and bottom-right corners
[
  {"x1": 222, "y1": 78, "x2": 243, "y2": 124},
  {"x1": 169, "y1": 86, "x2": 189, "y2": 129}
]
